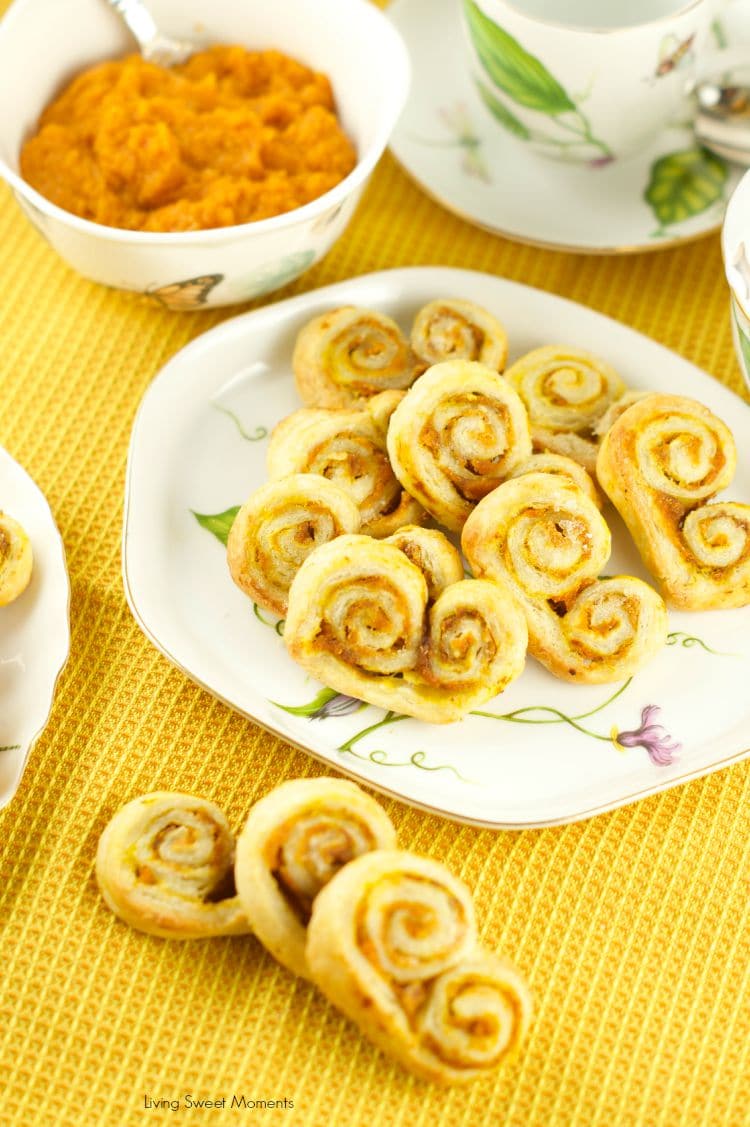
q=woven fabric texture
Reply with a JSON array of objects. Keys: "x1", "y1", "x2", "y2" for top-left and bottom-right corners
[{"x1": 1, "y1": 3, "x2": 749, "y2": 1122}]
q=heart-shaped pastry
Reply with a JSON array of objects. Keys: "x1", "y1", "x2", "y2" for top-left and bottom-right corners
[
  {"x1": 386, "y1": 359, "x2": 532, "y2": 531},
  {"x1": 306, "y1": 850, "x2": 532, "y2": 1085},
  {"x1": 597, "y1": 393, "x2": 750, "y2": 610},
  {"x1": 95, "y1": 793, "x2": 250, "y2": 939},
  {"x1": 284, "y1": 534, "x2": 528, "y2": 722},
  {"x1": 234, "y1": 777, "x2": 397, "y2": 979},
  {"x1": 463, "y1": 471, "x2": 668, "y2": 683}
]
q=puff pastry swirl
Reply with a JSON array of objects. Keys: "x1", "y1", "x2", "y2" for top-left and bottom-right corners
[
  {"x1": 410, "y1": 299, "x2": 508, "y2": 372},
  {"x1": 96, "y1": 793, "x2": 250, "y2": 939},
  {"x1": 226, "y1": 474, "x2": 360, "y2": 616},
  {"x1": 596, "y1": 393, "x2": 750, "y2": 609},
  {"x1": 268, "y1": 393, "x2": 425, "y2": 538},
  {"x1": 284, "y1": 535, "x2": 527, "y2": 722},
  {"x1": 0, "y1": 512, "x2": 33, "y2": 606},
  {"x1": 386, "y1": 359, "x2": 532, "y2": 531},
  {"x1": 462, "y1": 472, "x2": 668, "y2": 683},
  {"x1": 306, "y1": 850, "x2": 532, "y2": 1084},
  {"x1": 505, "y1": 346, "x2": 627, "y2": 474},
  {"x1": 293, "y1": 306, "x2": 418, "y2": 409},
  {"x1": 384, "y1": 525, "x2": 464, "y2": 602},
  {"x1": 234, "y1": 777, "x2": 397, "y2": 979}
]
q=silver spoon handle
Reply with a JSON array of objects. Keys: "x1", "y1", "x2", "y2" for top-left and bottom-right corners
[
  {"x1": 104, "y1": 0, "x2": 193, "y2": 66},
  {"x1": 106, "y1": 0, "x2": 160, "y2": 54}
]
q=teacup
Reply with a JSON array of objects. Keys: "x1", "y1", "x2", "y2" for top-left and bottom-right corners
[
  {"x1": 721, "y1": 167, "x2": 750, "y2": 394},
  {"x1": 460, "y1": 0, "x2": 719, "y2": 163}
]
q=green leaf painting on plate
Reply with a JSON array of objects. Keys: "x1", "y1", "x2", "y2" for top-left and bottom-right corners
[
  {"x1": 191, "y1": 506, "x2": 240, "y2": 547},
  {"x1": 273, "y1": 687, "x2": 341, "y2": 717},
  {"x1": 211, "y1": 402, "x2": 267, "y2": 442},
  {"x1": 645, "y1": 147, "x2": 728, "y2": 234},
  {"x1": 463, "y1": 0, "x2": 574, "y2": 115}
]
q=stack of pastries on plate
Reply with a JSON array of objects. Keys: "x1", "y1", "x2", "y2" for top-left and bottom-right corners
[
  {"x1": 96, "y1": 778, "x2": 532, "y2": 1084},
  {"x1": 225, "y1": 298, "x2": 750, "y2": 721}
]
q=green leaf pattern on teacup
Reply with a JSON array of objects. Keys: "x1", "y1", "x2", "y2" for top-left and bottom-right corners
[
  {"x1": 463, "y1": 0, "x2": 612, "y2": 161},
  {"x1": 645, "y1": 147, "x2": 728, "y2": 235},
  {"x1": 464, "y1": 0, "x2": 574, "y2": 114}
]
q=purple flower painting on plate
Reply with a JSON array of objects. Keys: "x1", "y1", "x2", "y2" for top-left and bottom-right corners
[{"x1": 612, "y1": 705, "x2": 681, "y2": 766}]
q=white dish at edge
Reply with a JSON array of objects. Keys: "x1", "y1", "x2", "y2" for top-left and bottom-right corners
[{"x1": 0, "y1": 446, "x2": 70, "y2": 809}]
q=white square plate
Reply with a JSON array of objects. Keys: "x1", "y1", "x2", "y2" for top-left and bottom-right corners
[
  {"x1": 0, "y1": 446, "x2": 70, "y2": 809},
  {"x1": 123, "y1": 268, "x2": 750, "y2": 828}
]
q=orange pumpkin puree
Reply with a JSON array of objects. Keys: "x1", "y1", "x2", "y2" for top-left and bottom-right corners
[{"x1": 19, "y1": 46, "x2": 357, "y2": 232}]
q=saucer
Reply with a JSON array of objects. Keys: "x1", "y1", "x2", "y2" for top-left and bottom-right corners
[{"x1": 388, "y1": 0, "x2": 747, "y2": 254}]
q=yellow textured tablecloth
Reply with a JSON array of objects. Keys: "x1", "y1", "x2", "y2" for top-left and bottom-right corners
[{"x1": 1, "y1": 7, "x2": 749, "y2": 1123}]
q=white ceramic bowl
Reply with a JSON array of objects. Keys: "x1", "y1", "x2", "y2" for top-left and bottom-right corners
[
  {"x1": 0, "y1": 0, "x2": 409, "y2": 309},
  {"x1": 722, "y1": 167, "x2": 750, "y2": 394}
]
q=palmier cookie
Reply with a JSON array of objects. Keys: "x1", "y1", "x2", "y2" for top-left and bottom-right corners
[
  {"x1": 96, "y1": 793, "x2": 250, "y2": 939},
  {"x1": 505, "y1": 346, "x2": 627, "y2": 475},
  {"x1": 268, "y1": 392, "x2": 425, "y2": 538},
  {"x1": 307, "y1": 850, "x2": 532, "y2": 1084},
  {"x1": 284, "y1": 534, "x2": 527, "y2": 722},
  {"x1": 0, "y1": 512, "x2": 33, "y2": 606},
  {"x1": 234, "y1": 777, "x2": 397, "y2": 978},
  {"x1": 410, "y1": 298, "x2": 508, "y2": 373},
  {"x1": 227, "y1": 474, "x2": 360, "y2": 616},
  {"x1": 462, "y1": 472, "x2": 668, "y2": 683},
  {"x1": 597, "y1": 393, "x2": 750, "y2": 609}
]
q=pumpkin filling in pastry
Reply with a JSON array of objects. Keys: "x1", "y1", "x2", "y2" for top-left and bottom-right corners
[{"x1": 267, "y1": 811, "x2": 378, "y2": 923}]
